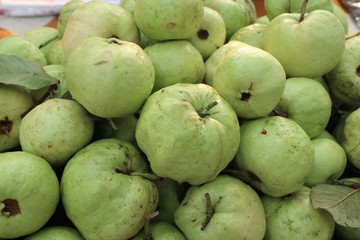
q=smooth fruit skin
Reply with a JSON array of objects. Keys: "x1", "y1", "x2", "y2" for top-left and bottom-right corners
[
  {"x1": 0, "y1": 36, "x2": 47, "y2": 66},
  {"x1": 134, "y1": 0, "x2": 203, "y2": 41},
  {"x1": 230, "y1": 23, "x2": 268, "y2": 50},
  {"x1": 60, "y1": 138, "x2": 159, "y2": 240},
  {"x1": 235, "y1": 116, "x2": 315, "y2": 197},
  {"x1": 211, "y1": 43, "x2": 286, "y2": 119},
  {"x1": 65, "y1": 37, "x2": 155, "y2": 118},
  {"x1": 25, "y1": 226, "x2": 83, "y2": 240},
  {"x1": 0, "y1": 151, "x2": 60, "y2": 239},
  {"x1": 132, "y1": 222, "x2": 186, "y2": 240},
  {"x1": 326, "y1": 35, "x2": 360, "y2": 107},
  {"x1": 135, "y1": 83, "x2": 240, "y2": 185},
  {"x1": 144, "y1": 40, "x2": 204, "y2": 92},
  {"x1": 262, "y1": 186, "x2": 335, "y2": 240},
  {"x1": 174, "y1": 175, "x2": 266, "y2": 240},
  {"x1": 263, "y1": 10, "x2": 345, "y2": 78},
  {"x1": 19, "y1": 98, "x2": 94, "y2": 167},
  {"x1": 340, "y1": 107, "x2": 360, "y2": 170},
  {"x1": 305, "y1": 138, "x2": 347, "y2": 187},
  {"x1": 62, "y1": 0, "x2": 139, "y2": 57},
  {"x1": 275, "y1": 77, "x2": 332, "y2": 139},
  {"x1": 0, "y1": 84, "x2": 33, "y2": 152}
]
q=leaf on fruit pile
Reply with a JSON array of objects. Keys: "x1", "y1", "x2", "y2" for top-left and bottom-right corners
[
  {"x1": 310, "y1": 183, "x2": 360, "y2": 228},
  {"x1": 0, "y1": 55, "x2": 58, "y2": 89}
]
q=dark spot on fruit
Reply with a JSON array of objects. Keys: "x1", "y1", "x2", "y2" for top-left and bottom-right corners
[
  {"x1": 94, "y1": 60, "x2": 108, "y2": 66},
  {"x1": 167, "y1": 22, "x2": 176, "y2": 29},
  {"x1": 192, "y1": 219, "x2": 197, "y2": 222},
  {"x1": 134, "y1": 112, "x2": 140, "y2": 119},
  {"x1": 161, "y1": 89, "x2": 165, "y2": 94},
  {"x1": 1, "y1": 199, "x2": 21, "y2": 217},
  {"x1": 357, "y1": 65, "x2": 360, "y2": 77},
  {"x1": 0, "y1": 116, "x2": 12, "y2": 136},
  {"x1": 198, "y1": 29, "x2": 209, "y2": 40},
  {"x1": 240, "y1": 92, "x2": 251, "y2": 101},
  {"x1": 182, "y1": 201, "x2": 188, "y2": 206},
  {"x1": 48, "y1": 144, "x2": 52, "y2": 148},
  {"x1": 261, "y1": 129, "x2": 267, "y2": 135}
]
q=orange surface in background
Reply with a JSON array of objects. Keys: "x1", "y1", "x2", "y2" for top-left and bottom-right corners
[{"x1": 0, "y1": 0, "x2": 347, "y2": 38}]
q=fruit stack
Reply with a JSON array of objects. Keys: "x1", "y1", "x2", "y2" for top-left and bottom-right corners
[{"x1": 0, "y1": 0, "x2": 359, "y2": 239}]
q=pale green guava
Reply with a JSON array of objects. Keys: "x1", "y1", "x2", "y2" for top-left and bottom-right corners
[
  {"x1": 134, "y1": 0, "x2": 204, "y2": 41},
  {"x1": 174, "y1": 175, "x2": 266, "y2": 240},
  {"x1": 132, "y1": 221, "x2": 186, "y2": 240},
  {"x1": 229, "y1": 23, "x2": 268, "y2": 50},
  {"x1": 62, "y1": 0, "x2": 140, "y2": 57},
  {"x1": 65, "y1": 37, "x2": 155, "y2": 118},
  {"x1": 211, "y1": 43, "x2": 286, "y2": 119},
  {"x1": 235, "y1": 116, "x2": 315, "y2": 197},
  {"x1": 0, "y1": 84, "x2": 33, "y2": 152},
  {"x1": 19, "y1": 98, "x2": 94, "y2": 167},
  {"x1": 0, "y1": 36, "x2": 47, "y2": 66},
  {"x1": 275, "y1": 77, "x2": 332, "y2": 139},
  {"x1": 0, "y1": 151, "x2": 60, "y2": 239},
  {"x1": 262, "y1": 186, "x2": 335, "y2": 240},
  {"x1": 135, "y1": 83, "x2": 240, "y2": 185},
  {"x1": 61, "y1": 138, "x2": 159, "y2": 240},
  {"x1": 263, "y1": 10, "x2": 345, "y2": 78},
  {"x1": 144, "y1": 40, "x2": 204, "y2": 92},
  {"x1": 56, "y1": 0, "x2": 84, "y2": 37},
  {"x1": 340, "y1": 107, "x2": 360, "y2": 170}
]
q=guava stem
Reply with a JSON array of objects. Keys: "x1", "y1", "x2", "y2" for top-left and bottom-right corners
[
  {"x1": 107, "y1": 118, "x2": 117, "y2": 130},
  {"x1": 143, "y1": 211, "x2": 159, "y2": 240},
  {"x1": 198, "y1": 100, "x2": 219, "y2": 118},
  {"x1": 145, "y1": 211, "x2": 159, "y2": 221},
  {"x1": 201, "y1": 192, "x2": 214, "y2": 231},
  {"x1": 21, "y1": 82, "x2": 59, "y2": 118},
  {"x1": 299, "y1": 0, "x2": 308, "y2": 23},
  {"x1": 346, "y1": 32, "x2": 360, "y2": 40},
  {"x1": 272, "y1": 108, "x2": 288, "y2": 118}
]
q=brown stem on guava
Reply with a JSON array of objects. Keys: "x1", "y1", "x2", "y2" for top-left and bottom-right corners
[
  {"x1": 299, "y1": 0, "x2": 309, "y2": 23},
  {"x1": 107, "y1": 118, "x2": 117, "y2": 130},
  {"x1": 143, "y1": 211, "x2": 159, "y2": 240},
  {"x1": 273, "y1": 108, "x2": 288, "y2": 118},
  {"x1": 198, "y1": 100, "x2": 219, "y2": 118},
  {"x1": 21, "y1": 82, "x2": 59, "y2": 118},
  {"x1": 1, "y1": 199, "x2": 21, "y2": 217},
  {"x1": 201, "y1": 192, "x2": 214, "y2": 231},
  {"x1": 345, "y1": 32, "x2": 360, "y2": 40},
  {"x1": 114, "y1": 168, "x2": 162, "y2": 181}
]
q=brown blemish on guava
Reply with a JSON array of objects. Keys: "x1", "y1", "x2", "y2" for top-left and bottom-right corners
[
  {"x1": 356, "y1": 65, "x2": 360, "y2": 77},
  {"x1": 1, "y1": 199, "x2": 21, "y2": 216},
  {"x1": 198, "y1": 29, "x2": 209, "y2": 40},
  {"x1": 167, "y1": 22, "x2": 176, "y2": 29},
  {"x1": 0, "y1": 116, "x2": 12, "y2": 136},
  {"x1": 261, "y1": 129, "x2": 267, "y2": 135},
  {"x1": 94, "y1": 60, "x2": 108, "y2": 66},
  {"x1": 240, "y1": 92, "x2": 251, "y2": 101}
]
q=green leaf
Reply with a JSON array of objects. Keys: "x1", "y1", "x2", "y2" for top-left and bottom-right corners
[
  {"x1": 0, "y1": 55, "x2": 58, "y2": 90},
  {"x1": 310, "y1": 183, "x2": 360, "y2": 227}
]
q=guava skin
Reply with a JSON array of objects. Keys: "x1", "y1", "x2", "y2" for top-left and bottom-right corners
[
  {"x1": 211, "y1": 44, "x2": 286, "y2": 119},
  {"x1": 65, "y1": 37, "x2": 155, "y2": 118},
  {"x1": 261, "y1": 186, "x2": 335, "y2": 240},
  {"x1": 187, "y1": 6, "x2": 227, "y2": 60},
  {"x1": 263, "y1": 10, "x2": 345, "y2": 78},
  {"x1": 204, "y1": 40, "x2": 247, "y2": 86},
  {"x1": 57, "y1": 0, "x2": 84, "y2": 37},
  {"x1": 0, "y1": 151, "x2": 60, "y2": 239},
  {"x1": 230, "y1": 23, "x2": 268, "y2": 50},
  {"x1": 62, "y1": 0, "x2": 140, "y2": 57},
  {"x1": 144, "y1": 40, "x2": 204, "y2": 92},
  {"x1": 25, "y1": 226, "x2": 83, "y2": 240},
  {"x1": 174, "y1": 175, "x2": 266, "y2": 240},
  {"x1": 275, "y1": 77, "x2": 332, "y2": 139},
  {"x1": 131, "y1": 221, "x2": 186, "y2": 240},
  {"x1": 134, "y1": 0, "x2": 204, "y2": 41},
  {"x1": 135, "y1": 83, "x2": 240, "y2": 185},
  {"x1": 19, "y1": 98, "x2": 94, "y2": 167},
  {"x1": 235, "y1": 116, "x2": 315, "y2": 197},
  {"x1": 326, "y1": 35, "x2": 360, "y2": 107},
  {"x1": 0, "y1": 84, "x2": 33, "y2": 152},
  {"x1": 305, "y1": 138, "x2": 347, "y2": 187},
  {"x1": 60, "y1": 138, "x2": 159, "y2": 240},
  {"x1": 340, "y1": 107, "x2": 360, "y2": 170},
  {"x1": 0, "y1": 36, "x2": 47, "y2": 66}
]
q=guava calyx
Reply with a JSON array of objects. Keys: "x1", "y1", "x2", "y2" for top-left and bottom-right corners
[
  {"x1": 1, "y1": 199, "x2": 21, "y2": 217},
  {"x1": 0, "y1": 116, "x2": 12, "y2": 136},
  {"x1": 201, "y1": 192, "x2": 215, "y2": 231},
  {"x1": 198, "y1": 29, "x2": 209, "y2": 40}
]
